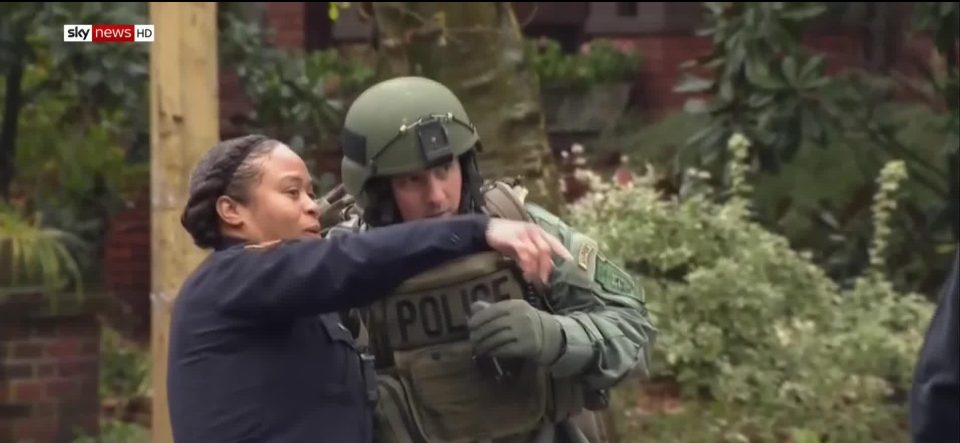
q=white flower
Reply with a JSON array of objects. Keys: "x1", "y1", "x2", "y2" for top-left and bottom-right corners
[{"x1": 728, "y1": 132, "x2": 751, "y2": 151}]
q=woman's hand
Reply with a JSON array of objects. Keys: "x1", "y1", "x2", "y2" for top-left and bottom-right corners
[{"x1": 484, "y1": 218, "x2": 573, "y2": 285}]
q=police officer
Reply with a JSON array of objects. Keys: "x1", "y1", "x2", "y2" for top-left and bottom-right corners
[
  {"x1": 910, "y1": 252, "x2": 959, "y2": 443},
  {"x1": 326, "y1": 77, "x2": 656, "y2": 442},
  {"x1": 168, "y1": 134, "x2": 571, "y2": 443}
]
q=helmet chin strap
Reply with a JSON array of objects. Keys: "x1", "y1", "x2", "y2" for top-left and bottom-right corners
[
  {"x1": 358, "y1": 178, "x2": 398, "y2": 227},
  {"x1": 457, "y1": 150, "x2": 485, "y2": 215}
]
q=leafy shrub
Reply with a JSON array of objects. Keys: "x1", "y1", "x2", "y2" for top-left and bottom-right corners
[
  {"x1": 669, "y1": 0, "x2": 957, "y2": 296},
  {"x1": 597, "y1": 101, "x2": 954, "y2": 295},
  {"x1": 9, "y1": 92, "x2": 144, "y2": 285},
  {"x1": 675, "y1": 2, "x2": 832, "y2": 173},
  {"x1": 3, "y1": 3, "x2": 150, "y2": 286},
  {"x1": 219, "y1": 4, "x2": 375, "y2": 156},
  {"x1": 566, "y1": 135, "x2": 933, "y2": 442},
  {"x1": 0, "y1": 205, "x2": 85, "y2": 295},
  {"x1": 99, "y1": 325, "x2": 149, "y2": 403},
  {"x1": 530, "y1": 38, "x2": 641, "y2": 90}
]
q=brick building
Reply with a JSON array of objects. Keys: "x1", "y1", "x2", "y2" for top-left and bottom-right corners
[
  {"x1": 1, "y1": 296, "x2": 101, "y2": 443},
  {"x1": 219, "y1": 2, "x2": 925, "y2": 137}
]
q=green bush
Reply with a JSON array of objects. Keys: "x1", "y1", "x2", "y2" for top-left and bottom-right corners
[
  {"x1": 529, "y1": 38, "x2": 641, "y2": 90},
  {"x1": 598, "y1": 102, "x2": 954, "y2": 295},
  {"x1": 566, "y1": 137, "x2": 932, "y2": 442},
  {"x1": 674, "y1": 2, "x2": 832, "y2": 173},
  {"x1": 219, "y1": 4, "x2": 375, "y2": 155},
  {"x1": 3, "y1": 3, "x2": 150, "y2": 286},
  {"x1": 99, "y1": 325, "x2": 149, "y2": 403},
  {"x1": 71, "y1": 327, "x2": 150, "y2": 443},
  {"x1": 10, "y1": 91, "x2": 144, "y2": 286},
  {"x1": 0, "y1": 205, "x2": 85, "y2": 295},
  {"x1": 668, "y1": 0, "x2": 957, "y2": 295}
]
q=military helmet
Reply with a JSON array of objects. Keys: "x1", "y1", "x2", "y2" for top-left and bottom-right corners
[{"x1": 340, "y1": 76, "x2": 481, "y2": 205}]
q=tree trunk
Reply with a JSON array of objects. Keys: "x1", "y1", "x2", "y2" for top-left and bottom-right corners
[
  {"x1": 149, "y1": 3, "x2": 219, "y2": 443},
  {"x1": 371, "y1": 2, "x2": 563, "y2": 213},
  {"x1": 0, "y1": 34, "x2": 25, "y2": 202}
]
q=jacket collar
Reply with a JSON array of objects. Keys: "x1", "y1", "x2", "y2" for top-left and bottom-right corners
[{"x1": 214, "y1": 235, "x2": 249, "y2": 251}]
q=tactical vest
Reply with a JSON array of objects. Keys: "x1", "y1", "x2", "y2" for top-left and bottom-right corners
[{"x1": 363, "y1": 181, "x2": 586, "y2": 443}]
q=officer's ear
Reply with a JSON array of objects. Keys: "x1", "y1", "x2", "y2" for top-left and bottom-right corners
[{"x1": 216, "y1": 195, "x2": 245, "y2": 228}]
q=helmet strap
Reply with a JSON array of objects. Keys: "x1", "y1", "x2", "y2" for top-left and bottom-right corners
[
  {"x1": 458, "y1": 150, "x2": 485, "y2": 215},
  {"x1": 360, "y1": 178, "x2": 400, "y2": 227}
]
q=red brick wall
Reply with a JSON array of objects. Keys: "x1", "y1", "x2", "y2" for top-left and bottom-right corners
[
  {"x1": 264, "y1": 3, "x2": 306, "y2": 50},
  {"x1": 890, "y1": 35, "x2": 943, "y2": 103},
  {"x1": 610, "y1": 35, "x2": 713, "y2": 114},
  {"x1": 102, "y1": 204, "x2": 151, "y2": 343},
  {"x1": 219, "y1": 68, "x2": 252, "y2": 140},
  {"x1": 0, "y1": 311, "x2": 100, "y2": 443},
  {"x1": 804, "y1": 30, "x2": 867, "y2": 74}
]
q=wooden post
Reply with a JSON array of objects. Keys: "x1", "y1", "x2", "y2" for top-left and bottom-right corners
[{"x1": 149, "y1": 3, "x2": 219, "y2": 442}]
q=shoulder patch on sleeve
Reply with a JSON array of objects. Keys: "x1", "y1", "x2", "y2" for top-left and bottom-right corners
[
  {"x1": 595, "y1": 256, "x2": 637, "y2": 297},
  {"x1": 568, "y1": 233, "x2": 598, "y2": 281},
  {"x1": 577, "y1": 241, "x2": 596, "y2": 272}
]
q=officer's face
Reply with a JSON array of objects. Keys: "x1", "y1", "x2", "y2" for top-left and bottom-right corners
[
  {"x1": 231, "y1": 145, "x2": 321, "y2": 242},
  {"x1": 390, "y1": 159, "x2": 463, "y2": 221}
]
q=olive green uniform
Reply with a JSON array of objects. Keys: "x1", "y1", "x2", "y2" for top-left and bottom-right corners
[{"x1": 327, "y1": 76, "x2": 656, "y2": 442}]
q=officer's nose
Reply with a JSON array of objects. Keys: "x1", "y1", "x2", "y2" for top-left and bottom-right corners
[
  {"x1": 303, "y1": 195, "x2": 320, "y2": 219},
  {"x1": 425, "y1": 176, "x2": 447, "y2": 207}
]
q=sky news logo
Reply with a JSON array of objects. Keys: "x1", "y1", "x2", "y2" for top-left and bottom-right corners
[{"x1": 63, "y1": 25, "x2": 154, "y2": 42}]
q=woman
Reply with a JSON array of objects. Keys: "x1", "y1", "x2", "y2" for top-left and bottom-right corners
[{"x1": 168, "y1": 134, "x2": 569, "y2": 443}]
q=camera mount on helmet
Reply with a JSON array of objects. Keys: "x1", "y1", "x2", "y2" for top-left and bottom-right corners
[{"x1": 366, "y1": 112, "x2": 476, "y2": 176}]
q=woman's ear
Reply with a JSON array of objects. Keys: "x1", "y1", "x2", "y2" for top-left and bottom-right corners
[{"x1": 216, "y1": 195, "x2": 244, "y2": 228}]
